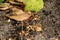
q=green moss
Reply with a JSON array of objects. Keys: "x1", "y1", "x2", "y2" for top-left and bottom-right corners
[{"x1": 24, "y1": 0, "x2": 44, "y2": 12}]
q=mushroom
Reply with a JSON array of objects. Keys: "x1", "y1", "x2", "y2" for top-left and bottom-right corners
[
  {"x1": 0, "y1": 3, "x2": 12, "y2": 10},
  {"x1": 11, "y1": 7, "x2": 24, "y2": 15},
  {"x1": 33, "y1": 24, "x2": 43, "y2": 32},
  {"x1": 9, "y1": 1, "x2": 25, "y2": 10},
  {"x1": 16, "y1": 0, "x2": 24, "y2": 2},
  {"x1": 7, "y1": 12, "x2": 31, "y2": 21},
  {"x1": 9, "y1": 1, "x2": 20, "y2": 5},
  {"x1": 6, "y1": 8, "x2": 31, "y2": 21}
]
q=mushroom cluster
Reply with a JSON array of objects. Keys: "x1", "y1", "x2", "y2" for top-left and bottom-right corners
[
  {"x1": 0, "y1": 1, "x2": 31, "y2": 21},
  {"x1": 0, "y1": 0, "x2": 43, "y2": 40}
]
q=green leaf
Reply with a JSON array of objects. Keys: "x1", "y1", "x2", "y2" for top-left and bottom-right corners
[{"x1": 24, "y1": 0, "x2": 44, "y2": 12}]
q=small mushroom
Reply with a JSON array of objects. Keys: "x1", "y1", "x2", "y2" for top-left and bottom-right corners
[
  {"x1": 12, "y1": 7, "x2": 24, "y2": 15},
  {"x1": 0, "y1": 3, "x2": 12, "y2": 10},
  {"x1": 6, "y1": 9, "x2": 31, "y2": 21},
  {"x1": 26, "y1": 38, "x2": 31, "y2": 40},
  {"x1": 16, "y1": 0, "x2": 24, "y2": 2},
  {"x1": 9, "y1": 1, "x2": 20, "y2": 5},
  {"x1": 33, "y1": 24, "x2": 43, "y2": 32}
]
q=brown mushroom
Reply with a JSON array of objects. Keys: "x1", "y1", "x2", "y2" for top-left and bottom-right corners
[
  {"x1": 0, "y1": 3, "x2": 12, "y2": 10},
  {"x1": 33, "y1": 24, "x2": 43, "y2": 32},
  {"x1": 6, "y1": 8, "x2": 31, "y2": 21},
  {"x1": 9, "y1": 1, "x2": 25, "y2": 10},
  {"x1": 11, "y1": 7, "x2": 24, "y2": 15},
  {"x1": 16, "y1": 0, "x2": 24, "y2": 2},
  {"x1": 9, "y1": 1, "x2": 20, "y2": 5}
]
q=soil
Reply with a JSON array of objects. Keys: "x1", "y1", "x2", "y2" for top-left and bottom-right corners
[{"x1": 0, "y1": 0, "x2": 60, "y2": 40}]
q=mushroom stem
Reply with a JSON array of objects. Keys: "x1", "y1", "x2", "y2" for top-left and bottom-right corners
[{"x1": 21, "y1": 21, "x2": 24, "y2": 40}]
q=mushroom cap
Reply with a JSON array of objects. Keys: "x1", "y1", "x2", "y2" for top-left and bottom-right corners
[
  {"x1": 0, "y1": 3, "x2": 12, "y2": 10},
  {"x1": 6, "y1": 11, "x2": 31, "y2": 21}
]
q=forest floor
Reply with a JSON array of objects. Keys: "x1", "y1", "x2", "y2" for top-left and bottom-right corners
[{"x1": 0, "y1": 0, "x2": 60, "y2": 40}]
